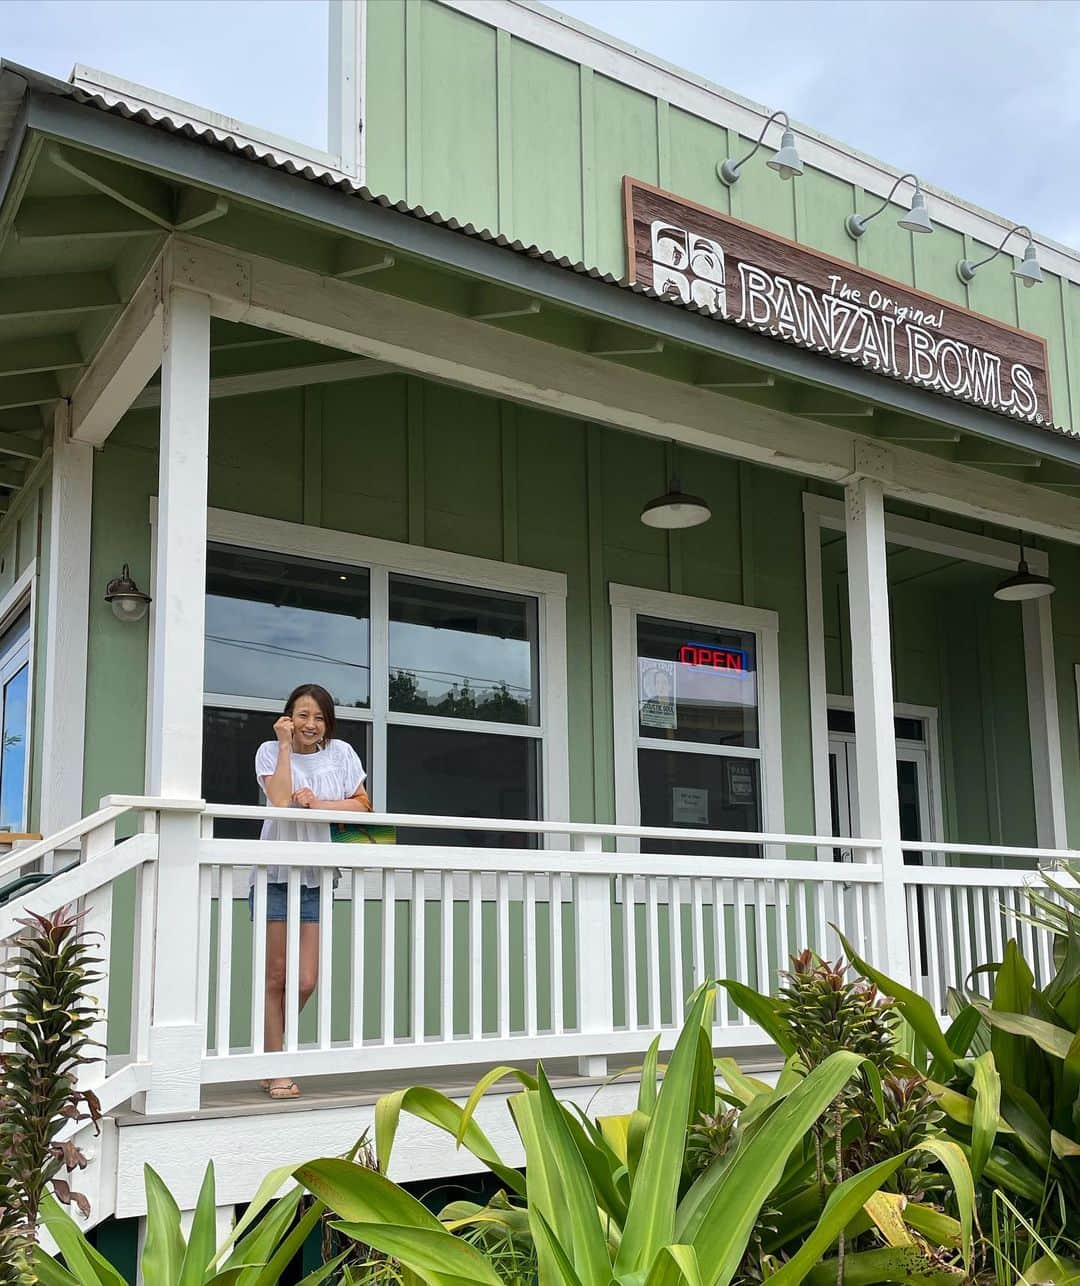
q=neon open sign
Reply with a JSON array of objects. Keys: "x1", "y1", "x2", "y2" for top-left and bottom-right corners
[{"x1": 679, "y1": 643, "x2": 749, "y2": 672}]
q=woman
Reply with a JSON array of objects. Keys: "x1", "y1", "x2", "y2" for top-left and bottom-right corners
[{"x1": 253, "y1": 682, "x2": 371, "y2": 1099}]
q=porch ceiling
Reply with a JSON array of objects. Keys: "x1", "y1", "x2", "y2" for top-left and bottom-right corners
[{"x1": 3, "y1": 65, "x2": 1080, "y2": 527}]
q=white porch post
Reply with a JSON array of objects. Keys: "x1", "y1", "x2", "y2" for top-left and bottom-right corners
[
  {"x1": 1023, "y1": 597, "x2": 1068, "y2": 849},
  {"x1": 844, "y1": 478, "x2": 912, "y2": 985},
  {"x1": 39, "y1": 405, "x2": 93, "y2": 834},
  {"x1": 144, "y1": 285, "x2": 211, "y2": 1114}
]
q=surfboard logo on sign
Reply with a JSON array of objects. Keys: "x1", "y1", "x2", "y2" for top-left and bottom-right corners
[{"x1": 624, "y1": 177, "x2": 1052, "y2": 426}]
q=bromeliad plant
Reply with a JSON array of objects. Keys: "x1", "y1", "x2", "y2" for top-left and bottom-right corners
[
  {"x1": 0, "y1": 909, "x2": 104, "y2": 1280},
  {"x1": 280, "y1": 981, "x2": 974, "y2": 1286}
]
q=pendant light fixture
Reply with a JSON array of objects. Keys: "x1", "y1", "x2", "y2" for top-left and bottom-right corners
[
  {"x1": 993, "y1": 534, "x2": 1055, "y2": 602},
  {"x1": 640, "y1": 473, "x2": 712, "y2": 529}
]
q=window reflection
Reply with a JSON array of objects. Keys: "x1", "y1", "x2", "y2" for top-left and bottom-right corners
[
  {"x1": 389, "y1": 575, "x2": 539, "y2": 725},
  {"x1": 205, "y1": 545, "x2": 371, "y2": 706},
  {"x1": 637, "y1": 616, "x2": 758, "y2": 746},
  {"x1": 0, "y1": 665, "x2": 28, "y2": 831},
  {"x1": 638, "y1": 748, "x2": 761, "y2": 857}
]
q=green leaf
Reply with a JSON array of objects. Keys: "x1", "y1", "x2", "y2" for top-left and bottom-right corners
[
  {"x1": 249, "y1": 1197, "x2": 326, "y2": 1286},
  {"x1": 37, "y1": 1193, "x2": 126, "y2": 1286},
  {"x1": 944, "y1": 1005, "x2": 983, "y2": 1058},
  {"x1": 800, "y1": 1247, "x2": 965, "y2": 1286},
  {"x1": 644, "y1": 1244, "x2": 704, "y2": 1286},
  {"x1": 29, "y1": 1249, "x2": 81, "y2": 1286},
  {"x1": 454, "y1": 1066, "x2": 538, "y2": 1148},
  {"x1": 969, "y1": 1051, "x2": 1001, "y2": 1183},
  {"x1": 533, "y1": 1065, "x2": 611, "y2": 1286},
  {"x1": 225, "y1": 1189, "x2": 305, "y2": 1275},
  {"x1": 376, "y1": 1086, "x2": 525, "y2": 1197},
  {"x1": 142, "y1": 1164, "x2": 187, "y2": 1283},
  {"x1": 1022, "y1": 1256, "x2": 1080, "y2": 1285},
  {"x1": 902, "y1": 1202, "x2": 962, "y2": 1249},
  {"x1": 837, "y1": 932, "x2": 956, "y2": 1075},
  {"x1": 976, "y1": 1004, "x2": 1074, "y2": 1059},
  {"x1": 178, "y1": 1163, "x2": 218, "y2": 1286},
  {"x1": 917, "y1": 1138, "x2": 974, "y2": 1271},
  {"x1": 714, "y1": 1058, "x2": 771, "y2": 1106},
  {"x1": 294, "y1": 1250, "x2": 353, "y2": 1286},
  {"x1": 637, "y1": 1035, "x2": 661, "y2": 1115},
  {"x1": 991, "y1": 940, "x2": 1035, "y2": 1093},
  {"x1": 532, "y1": 1207, "x2": 586, "y2": 1286},
  {"x1": 615, "y1": 987, "x2": 711, "y2": 1276},
  {"x1": 715, "y1": 981, "x2": 796, "y2": 1056},
  {"x1": 330, "y1": 1223, "x2": 503, "y2": 1286},
  {"x1": 682, "y1": 1051, "x2": 872, "y2": 1286},
  {"x1": 295, "y1": 1158, "x2": 444, "y2": 1230}
]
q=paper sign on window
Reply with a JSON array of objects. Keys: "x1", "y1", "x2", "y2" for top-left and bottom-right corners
[
  {"x1": 672, "y1": 786, "x2": 709, "y2": 825},
  {"x1": 639, "y1": 658, "x2": 677, "y2": 729}
]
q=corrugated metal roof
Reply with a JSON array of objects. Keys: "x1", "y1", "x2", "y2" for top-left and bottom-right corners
[{"x1": 0, "y1": 58, "x2": 1076, "y2": 441}]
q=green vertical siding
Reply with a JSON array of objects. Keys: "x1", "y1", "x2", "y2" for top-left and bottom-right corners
[{"x1": 363, "y1": 0, "x2": 1079, "y2": 429}]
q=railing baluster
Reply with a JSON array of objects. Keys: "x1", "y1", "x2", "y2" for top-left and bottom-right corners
[
  {"x1": 813, "y1": 880, "x2": 827, "y2": 959},
  {"x1": 551, "y1": 872, "x2": 564, "y2": 1035},
  {"x1": 350, "y1": 868, "x2": 365, "y2": 1047},
  {"x1": 251, "y1": 868, "x2": 267, "y2": 1054},
  {"x1": 469, "y1": 871, "x2": 483, "y2": 1037},
  {"x1": 690, "y1": 877, "x2": 705, "y2": 993},
  {"x1": 496, "y1": 872, "x2": 511, "y2": 1038},
  {"x1": 955, "y1": 886, "x2": 973, "y2": 1000},
  {"x1": 411, "y1": 870, "x2": 425, "y2": 1044},
  {"x1": 988, "y1": 885, "x2": 1005, "y2": 967},
  {"x1": 215, "y1": 866, "x2": 234, "y2": 1057},
  {"x1": 284, "y1": 869, "x2": 301, "y2": 1052},
  {"x1": 440, "y1": 871, "x2": 453, "y2": 1040},
  {"x1": 775, "y1": 879, "x2": 790, "y2": 988},
  {"x1": 713, "y1": 879, "x2": 728, "y2": 1023},
  {"x1": 381, "y1": 869, "x2": 396, "y2": 1045},
  {"x1": 940, "y1": 886, "x2": 957, "y2": 1007},
  {"x1": 972, "y1": 887, "x2": 989, "y2": 998},
  {"x1": 669, "y1": 876, "x2": 685, "y2": 1024},
  {"x1": 905, "y1": 885, "x2": 924, "y2": 1000},
  {"x1": 645, "y1": 876, "x2": 661, "y2": 1028},
  {"x1": 924, "y1": 885, "x2": 943, "y2": 1014},
  {"x1": 754, "y1": 879, "x2": 769, "y2": 995},
  {"x1": 318, "y1": 868, "x2": 334, "y2": 1050},
  {"x1": 131, "y1": 859, "x2": 157, "y2": 1063},
  {"x1": 734, "y1": 880, "x2": 750, "y2": 1002},
  {"x1": 524, "y1": 873, "x2": 538, "y2": 1038},
  {"x1": 197, "y1": 865, "x2": 213, "y2": 1053},
  {"x1": 794, "y1": 879, "x2": 808, "y2": 955},
  {"x1": 622, "y1": 874, "x2": 637, "y2": 1030},
  {"x1": 1035, "y1": 890, "x2": 1053, "y2": 989}
]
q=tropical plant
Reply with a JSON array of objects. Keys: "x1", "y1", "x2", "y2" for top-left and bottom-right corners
[
  {"x1": 30, "y1": 1160, "x2": 348, "y2": 1285},
  {"x1": 0, "y1": 908, "x2": 104, "y2": 1281},
  {"x1": 280, "y1": 982, "x2": 974, "y2": 1286},
  {"x1": 837, "y1": 867, "x2": 1080, "y2": 1244}
]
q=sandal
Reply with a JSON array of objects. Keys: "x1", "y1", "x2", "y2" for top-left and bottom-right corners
[{"x1": 265, "y1": 1080, "x2": 300, "y2": 1100}]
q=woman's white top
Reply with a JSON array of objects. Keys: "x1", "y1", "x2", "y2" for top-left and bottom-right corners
[{"x1": 254, "y1": 739, "x2": 367, "y2": 887}]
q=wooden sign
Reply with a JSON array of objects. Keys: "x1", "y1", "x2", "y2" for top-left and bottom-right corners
[{"x1": 624, "y1": 177, "x2": 1052, "y2": 427}]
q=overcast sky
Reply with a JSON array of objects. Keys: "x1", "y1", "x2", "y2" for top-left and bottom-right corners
[{"x1": 3, "y1": 0, "x2": 1078, "y2": 248}]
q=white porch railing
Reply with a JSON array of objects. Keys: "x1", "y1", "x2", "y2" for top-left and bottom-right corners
[{"x1": 1, "y1": 797, "x2": 1074, "y2": 1122}]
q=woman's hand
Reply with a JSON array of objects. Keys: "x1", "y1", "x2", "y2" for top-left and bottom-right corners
[
  {"x1": 274, "y1": 716, "x2": 295, "y2": 747},
  {"x1": 292, "y1": 787, "x2": 317, "y2": 809}
]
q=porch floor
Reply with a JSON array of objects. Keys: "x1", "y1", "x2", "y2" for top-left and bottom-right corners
[{"x1": 113, "y1": 1048, "x2": 782, "y2": 1124}]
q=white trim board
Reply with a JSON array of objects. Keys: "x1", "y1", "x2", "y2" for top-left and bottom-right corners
[
  {"x1": 436, "y1": 0, "x2": 1080, "y2": 282},
  {"x1": 803, "y1": 491, "x2": 1067, "y2": 849},
  {"x1": 609, "y1": 582, "x2": 784, "y2": 851}
]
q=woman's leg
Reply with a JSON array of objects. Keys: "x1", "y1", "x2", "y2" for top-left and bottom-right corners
[
  {"x1": 263, "y1": 920, "x2": 288, "y2": 1056},
  {"x1": 298, "y1": 923, "x2": 320, "y2": 1011}
]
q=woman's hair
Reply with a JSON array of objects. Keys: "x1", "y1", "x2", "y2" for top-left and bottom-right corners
[{"x1": 283, "y1": 683, "x2": 336, "y2": 744}]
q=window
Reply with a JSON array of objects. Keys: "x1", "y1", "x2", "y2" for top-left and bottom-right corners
[
  {"x1": 612, "y1": 585, "x2": 782, "y2": 857},
  {"x1": 200, "y1": 519, "x2": 567, "y2": 846},
  {"x1": 0, "y1": 604, "x2": 31, "y2": 833}
]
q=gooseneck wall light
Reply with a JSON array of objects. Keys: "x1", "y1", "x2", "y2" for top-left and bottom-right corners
[
  {"x1": 718, "y1": 110, "x2": 803, "y2": 186},
  {"x1": 846, "y1": 173, "x2": 933, "y2": 240},
  {"x1": 993, "y1": 535, "x2": 1055, "y2": 602},
  {"x1": 957, "y1": 225, "x2": 1044, "y2": 289}
]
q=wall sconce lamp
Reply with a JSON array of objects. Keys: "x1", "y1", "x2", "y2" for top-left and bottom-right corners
[
  {"x1": 958, "y1": 225, "x2": 1044, "y2": 288},
  {"x1": 718, "y1": 109, "x2": 804, "y2": 186},
  {"x1": 846, "y1": 173, "x2": 933, "y2": 240},
  {"x1": 105, "y1": 565, "x2": 152, "y2": 622},
  {"x1": 993, "y1": 534, "x2": 1055, "y2": 602}
]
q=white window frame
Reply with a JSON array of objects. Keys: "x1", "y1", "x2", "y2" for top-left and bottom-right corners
[
  {"x1": 197, "y1": 508, "x2": 570, "y2": 827},
  {"x1": 610, "y1": 583, "x2": 784, "y2": 848},
  {"x1": 0, "y1": 565, "x2": 36, "y2": 835}
]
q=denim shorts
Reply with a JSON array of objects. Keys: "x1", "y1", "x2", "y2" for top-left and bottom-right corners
[{"x1": 248, "y1": 882, "x2": 321, "y2": 923}]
